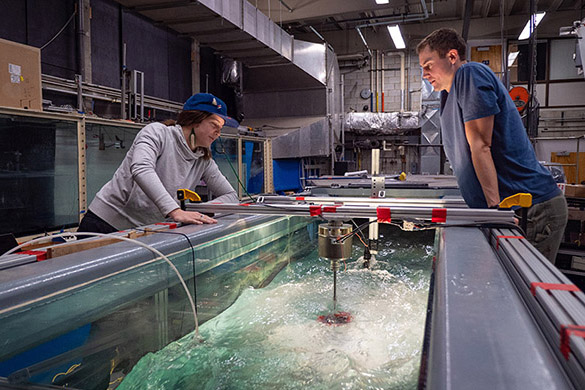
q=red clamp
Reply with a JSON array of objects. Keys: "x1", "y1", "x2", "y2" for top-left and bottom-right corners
[
  {"x1": 295, "y1": 196, "x2": 305, "y2": 201},
  {"x1": 239, "y1": 203, "x2": 251, "y2": 206},
  {"x1": 530, "y1": 282, "x2": 580, "y2": 296},
  {"x1": 156, "y1": 222, "x2": 177, "y2": 229},
  {"x1": 431, "y1": 208, "x2": 447, "y2": 223},
  {"x1": 496, "y1": 235, "x2": 524, "y2": 249},
  {"x1": 323, "y1": 206, "x2": 338, "y2": 213},
  {"x1": 560, "y1": 324, "x2": 585, "y2": 360},
  {"x1": 20, "y1": 250, "x2": 47, "y2": 261},
  {"x1": 377, "y1": 207, "x2": 391, "y2": 223},
  {"x1": 309, "y1": 205, "x2": 322, "y2": 216}
]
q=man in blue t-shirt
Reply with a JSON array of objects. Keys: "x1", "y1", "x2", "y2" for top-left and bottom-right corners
[{"x1": 417, "y1": 28, "x2": 567, "y2": 263}]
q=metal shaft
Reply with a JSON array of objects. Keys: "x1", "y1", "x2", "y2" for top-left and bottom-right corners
[{"x1": 333, "y1": 268, "x2": 337, "y2": 311}]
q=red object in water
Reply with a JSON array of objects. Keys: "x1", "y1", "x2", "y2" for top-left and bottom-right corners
[{"x1": 317, "y1": 311, "x2": 352, "y2": 325}]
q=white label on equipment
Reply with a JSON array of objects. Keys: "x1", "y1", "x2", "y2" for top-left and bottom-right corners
[
  {"x1": 9, "y1": 63, "x2": 21, "y2": 75},
  {"x1": 9, "y1": 64, "x2": 21, "y2": 83}
]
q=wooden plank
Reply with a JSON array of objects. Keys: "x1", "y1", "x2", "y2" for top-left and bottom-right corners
[{"x1": 45, "y1": 230, "x2": 153, "y2": 259}]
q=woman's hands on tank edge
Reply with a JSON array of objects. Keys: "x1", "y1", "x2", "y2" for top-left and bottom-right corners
[{"x1": 168, "y1": 208, "x2": 217, "y2": 225}]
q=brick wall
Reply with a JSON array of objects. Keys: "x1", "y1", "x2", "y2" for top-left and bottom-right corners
[{"x1": 342, "y1": 50, "x2": 422, "y2": 113}]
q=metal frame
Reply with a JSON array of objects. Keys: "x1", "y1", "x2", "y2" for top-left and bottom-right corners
[
  {"x1": 425, "y1": 226, "x2": 577, "y2": 389},
  {"x1": 489, "y1": 227, "x2": 585, "y2": 387},
  {"x1": 186, "y1": 201, "x2": 515, "y2": 224},
  {"x1": 264, "y1": 138, "x2": 274, "y2": 193},
  {"x1": 258, "y1": 195, "x2": 467, "y2": 208},
  {"x1": 77, "y1": 118, "x2": 87, "y2": 222},
  {"x1": 220, "y1": 133, "x2": 273, "y2": 198},
  {"x1": 0, "y1": 108, "x2": 277, "y2": 229}
]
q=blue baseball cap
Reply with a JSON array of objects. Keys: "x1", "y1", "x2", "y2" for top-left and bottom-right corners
[{"x1": 183, "y1": 93, "x2": 239, "y2": 128}]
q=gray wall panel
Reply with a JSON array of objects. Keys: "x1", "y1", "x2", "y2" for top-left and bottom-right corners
[
  {"x1": 28, "y1": 0, "x2": 77, "y2": 79},
  {"x1": 0, "y1": 0, "x2": 27, "y2": 43},
  {"x1": 243, "y1": 89, "x2": 326, "y2": 118},
  {"x1": 167, "y1": 35, "x2": 192, "y2": 103},
  {"x1": 0, "y1": 0, "x2": 193, "y2": 104},
  {"x1": 91, "y1": 0, "x2": 120, "y2": 88},
  {"x1": 124, "y1": 11, "x2": 169, "y2": 99}
]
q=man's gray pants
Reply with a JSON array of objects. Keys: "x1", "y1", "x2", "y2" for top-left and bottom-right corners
[{"x1": 519, "y1": 193, "x2": 568, "y2": 264}]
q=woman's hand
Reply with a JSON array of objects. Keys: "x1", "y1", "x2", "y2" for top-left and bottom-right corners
[{"x1": 168, "y1": 208, "x2": 217, "y2": 225}]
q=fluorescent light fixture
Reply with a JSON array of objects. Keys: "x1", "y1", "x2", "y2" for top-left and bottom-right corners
[
  {"x1": 507, "y1": 51, "x2": 519, "y2": 67},
  {"x1": 518, "y1": 12, "x2": 546, "y2": 40},
  {"x1": 387, "y1": 25, "x2": 406, "y2": 49},
  {"x1": 375, "y1": 0, "x2": 390, "y2": 4}
]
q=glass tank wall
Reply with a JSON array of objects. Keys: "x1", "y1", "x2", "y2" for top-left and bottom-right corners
[
  {"x1": 212, "y1": 137, "x2": 266, "y2": 198},
  {"x1": 0, "y1": 217, "x2": 433, "y2": 389},
  {"x1": 0, "y1": 216, "x2": 316, "y2": 388},
  {"x1": 0, "y1": 113, "x2": 79, "y2": 236},
  {"x1": 0, "y1": 108, "x2": 272, "y2": 238},
  {"x1": 85, "y1": 123, "x2": 140, "y2": 204}
]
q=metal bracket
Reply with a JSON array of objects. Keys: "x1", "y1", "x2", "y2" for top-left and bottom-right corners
[{"x1": 371, "y1": 176, "x2": 385, "y2": 198}]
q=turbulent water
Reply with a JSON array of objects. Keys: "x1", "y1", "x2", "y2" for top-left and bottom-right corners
[{"x1": 118, "y1": 228, "x2": 434, "y2": 390}]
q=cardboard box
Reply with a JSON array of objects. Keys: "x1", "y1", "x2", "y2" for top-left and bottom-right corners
[
  {"x1": 565, "y1": 184, "x2": 585, "y2": 198},
  {"x1": 0, "y1": 38, "x2": 42, "y2": 110}
]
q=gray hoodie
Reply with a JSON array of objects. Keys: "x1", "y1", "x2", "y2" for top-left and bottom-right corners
[{"x1": 89, "y1": 122, "x2": 238, "y2": 229}]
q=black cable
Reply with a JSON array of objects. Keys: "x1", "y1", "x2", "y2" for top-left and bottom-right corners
[
  {"x1": 350, "y1": 218, "x2": 369, "y2": 246},
  {"x1": 134, "y1": 229, "x2": 198, "y2": 329},
  {"x1": 337, "y1": 219, "x2": 378, "y2": 243},
  {"x1": 40, "y1": 9, "x2": 77, "y2": 50}
]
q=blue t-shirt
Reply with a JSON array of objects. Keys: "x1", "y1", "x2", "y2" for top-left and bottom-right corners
[{"x1": 439, "y1": 62, "x2": 560, "y2": 208}]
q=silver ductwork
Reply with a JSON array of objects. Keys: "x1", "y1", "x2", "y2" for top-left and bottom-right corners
[{"x1": 344, "y1": 112, "x2": 419, "y2": 133}]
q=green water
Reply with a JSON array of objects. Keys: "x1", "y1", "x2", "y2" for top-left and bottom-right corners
[{"x1": 118, "y1": 227, "x2": 434, "y2": 390}]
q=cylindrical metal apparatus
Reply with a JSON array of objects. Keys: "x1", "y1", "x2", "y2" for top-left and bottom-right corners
[
  {"x1": 318, "y1": 221, "x2": 353, "y2": 311},
  {"x1": 318, "y1": 221, "x2": 353, "y2": 267}
]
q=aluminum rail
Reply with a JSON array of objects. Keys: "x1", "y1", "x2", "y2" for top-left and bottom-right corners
[
  {"x1": 424, "y1": 226, "x2": 575, "y2": 389},
  {"x1": 187, "y1": 202, "x2": 515, "y2": 224},
  {"x1": 42, "y1": 74, "x2": 183, "y2": 113},
  {"x1": 490, "y1": 227, "x2": 585, "y2": 387},
  {"x1": 255, "y1": 195, "x2": 468, "y2": 208}
]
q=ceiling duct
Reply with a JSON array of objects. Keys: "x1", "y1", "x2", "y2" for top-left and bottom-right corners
[{"x1": 117, "y1": 0, "x2": 328, "y2": 85}]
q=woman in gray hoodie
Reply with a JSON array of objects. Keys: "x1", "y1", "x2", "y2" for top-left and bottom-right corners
[{"x1": 78, "y1": 93, "x2": 239, "y2": 233}]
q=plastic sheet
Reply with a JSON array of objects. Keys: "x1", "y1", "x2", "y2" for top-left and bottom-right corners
[{"x1": 118, "y1": 227, "x2": 434, "y2": 389}]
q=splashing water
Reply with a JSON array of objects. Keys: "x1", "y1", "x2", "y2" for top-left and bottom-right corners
[{"x1": 118, "y1": 229, "x2": 433, "y2": 390}]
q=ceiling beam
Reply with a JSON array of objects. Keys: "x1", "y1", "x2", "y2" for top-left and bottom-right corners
[
  {"x1": 329, "y1": 17, "x2": 343, "y2": 31},
  {"x1": 462, "y1": 0, "x2": 475, "y2": 41},
  {"x1": 130, "y1": 0, "x2": 196, "y2": 12},
  {"x1": 155, "y1": 15, "x2": 218, "y2": 26},
  {"x1": 505, "y1": 0, "x2": 516, "y2": 16},
  {"x1": 481, "y1": 0, "x2": 492, "y2": 18},
  {"x1": 547, "y1": 0, "x2": 565, "y2": 13}
]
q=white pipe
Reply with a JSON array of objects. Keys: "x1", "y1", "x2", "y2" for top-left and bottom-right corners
[
  {"x1": 400, "y1": 52, "x2": 405, "y2": 112},
  {"x1": 370, "y1": 51, "x2": 374, "y2": 112},
  {"x1": 385, "y1": 51, "x2": 406, "y2": 112},
  {"x1": 374, "y1": 50, "x2": 378, "y2": 112},
  {"x1": 381, "y1": 52, "x2": 385, "y2": 112},
  {"x1": 368, "y1": 218, "x2": 379, "y2": 253},
  {"x1": 371, "y1": 148, "x2": 380, "y2": 175}
]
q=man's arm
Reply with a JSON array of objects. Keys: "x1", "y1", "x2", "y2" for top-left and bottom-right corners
[{"x1": 464, "y1": 115, "x2": 500, "y2": 208}]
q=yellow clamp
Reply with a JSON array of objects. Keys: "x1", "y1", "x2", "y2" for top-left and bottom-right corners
[
  {"x1": 398, "y1": 172, "x2": 407, "y2": 181},
  {"x1": 498, "y1": 193, "x2": 532, "y2": 209},
  {"x1": 177, "y1": 189, "x2": 201, "y2": 202}
]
